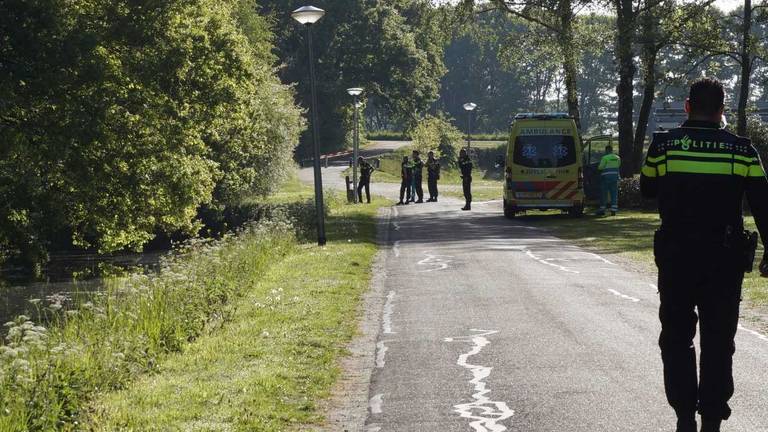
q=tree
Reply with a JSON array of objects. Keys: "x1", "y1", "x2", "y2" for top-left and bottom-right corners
[
  {"x1": 459, "y1": 0, "x2": 592, "y2": 130},
  {"x1": 0, "y1": 0, "x2": 303, "y2": 263},
  {"x1": 260, "y1": 0, "x2": 447, "y2": 154}
]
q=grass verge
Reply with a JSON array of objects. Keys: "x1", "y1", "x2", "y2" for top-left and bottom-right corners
[
  {"x1": 87, "y1": 189, "x2": 388, "y2": 430},
  {"x1": 523, "y1": 210, "x2": 768, "y2": 305}
]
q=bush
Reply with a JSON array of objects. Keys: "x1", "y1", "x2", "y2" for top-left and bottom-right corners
[
  {"x1": 617, "y1": 177, "x2": 656, "y2": 210},
  {"x1": 409, "y1": 114, "x2": 463, "y2": 165},
  {"x1": 746, "y1": 115, "x2": 768, "y2": 167}
]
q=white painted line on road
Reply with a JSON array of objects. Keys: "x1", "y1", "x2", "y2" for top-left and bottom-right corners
[
  {"x1": 607, "y1": 289, "x2": 640, "y2": 303},
  {"x1": 369, "y1": 393, "x2": 384, "y2": 415},
  {"x1": 738, "y1": 324, "x2": 768, "y2": 343},
  {"x1": 445, "y1": 329, "x2": 514, "y2": 432},
  {"x1": 365, "y1": 426, "x2": 382, "y2": 432},
  {"x1": 392, "y1": 206, "x2": 399, "y2": 217},
  {"x1": 650, "y1": 284, "x2": 658, "y2": 291},
  {"x1": 376, "y1": 340, "x2": 389, "y2": 368},
  {"x1": 586, "y1": 252, "x2": 617, "y2": 265},
  {"x1": 417, "y1": 251, "x2": 454, "y2": 273},
  {"x1": 383, "y1": 291, "x2": 396, "y2": 335},
  {"x1": 525, "y1": 250, "x2": 580, "y2": 274},
  {"x1": 393, "y1": 241, "x2": 401, "y2": 257},
  {"x1": 393, "y1": 221, "x2": 401, "y2": 231}
]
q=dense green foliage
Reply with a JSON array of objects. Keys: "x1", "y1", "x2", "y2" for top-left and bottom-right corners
[
  {"x1": 409, "y1": 114, "x2": 464, "y2": 164},
  {"x1": 0, "y1": 0, "x2": 302, "y2": 263},
  {"x1": 259, "y1": 0, "x2": 448, "y2": 154}
]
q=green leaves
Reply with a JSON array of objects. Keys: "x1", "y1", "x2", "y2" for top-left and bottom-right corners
[{"x1": 0, "y1": 0, "x2": 303, "y2": 261}]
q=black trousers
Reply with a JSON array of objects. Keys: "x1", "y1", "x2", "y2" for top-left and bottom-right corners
[
  {"x1": 399, "y1": 178, "x2": 411, "y2": 203},
  {"x1": 462, "y1": 177, "x2": 472, "y2": 206},
  {"x1": 428, "y1": 176, "x2": 438, "y2": 199},
  {"x1": 414, "y1": 176, "x2": 423, "y2": 201},
  {"x1": 655, "y1": 235, "x2": 743, "y2": 421},
  {"x1": 357, "y1": 179, "x2": 370, "y2": 203}
]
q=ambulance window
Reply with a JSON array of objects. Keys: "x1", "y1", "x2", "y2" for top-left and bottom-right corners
[{"x1": 513, "y1": 136, "x2": 576, "y2": 168}]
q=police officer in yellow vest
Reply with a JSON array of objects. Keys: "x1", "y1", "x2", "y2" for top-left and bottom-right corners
[
  {"x1": 597, "y1": 145, "x2": 621, "y2": 216},
  {"x1": 641, "y1": 78, "x2": 768, "y2": 432}
]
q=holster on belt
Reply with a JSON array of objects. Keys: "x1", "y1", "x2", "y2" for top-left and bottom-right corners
[{"x1": 724, "y1": 226, "x2": 759, "y2": 273}]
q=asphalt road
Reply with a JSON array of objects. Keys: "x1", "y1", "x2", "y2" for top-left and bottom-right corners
[{"x1": 299, "y1": 141, "x2": 768, "y2": 432}]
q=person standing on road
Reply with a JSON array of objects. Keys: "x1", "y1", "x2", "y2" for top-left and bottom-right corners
[
  {"x1": 459, "y1": 148, "x2": 473, "y2": 211},
  {"x1": 641, "y1": 78, "x2": 768, "y2": 432},
  {"x1": 357, "y1": 156, "x2": 374, "y2": 204},
  {"x1": 412, "y1": 150, "x2": 425, "y2": 203},
  {"x1": 398, "y1": 155, "x2": 413, "y2": 205},
  {"x1": 426, "y1": 151, "x2": 441, "y2": 202},
  {"x1": 597, "y1": 145, "x2": 621, "y2": 216}
]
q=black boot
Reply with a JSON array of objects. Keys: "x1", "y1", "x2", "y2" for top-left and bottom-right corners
[
  {"x1": 700, "y1": 418, "x2": 721, "y2": 432},
  {"x1": 675, "y1": 411, "x2": 697, "y2": 432}
]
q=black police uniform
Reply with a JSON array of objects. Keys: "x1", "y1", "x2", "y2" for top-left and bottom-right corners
[
  {"x1": 640, "y1": 120, "x2": 768, "y2": 422},
  {"x1": 427, "y1": 158, "x2": 440, "y2": 201},
  {"x1": 399, "y1": 161, "x2": 413, "y2": 204},
  {"x1": 459, "y1": 155, "x2": 473, "y2": 209},
  {"x1": 357, "y1": 161, "x2": 374, "y2": 203},
  {"x1": 413, "y1": 157, "x2": 425, "y2": 203}
]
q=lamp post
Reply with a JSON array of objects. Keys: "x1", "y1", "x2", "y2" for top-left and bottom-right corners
[
  {"x1": 292, "y1": 5, "x2": 326, "y2": 246},
  {"x1": 347, "y1": 87, "x2": 363, "y2": 203},
  {"x1": 463, "y1": 102, "x2": 477, "y2": 150}
]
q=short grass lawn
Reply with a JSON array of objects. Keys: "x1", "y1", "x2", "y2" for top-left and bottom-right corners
[
  {"x1": 90, "y1": 184, "x2": 389, "y2": 431},
  {"x1": 526, "y1": 210, "x2": 768, "y2": 305}
]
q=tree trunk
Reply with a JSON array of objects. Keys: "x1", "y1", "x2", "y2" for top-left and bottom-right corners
[
  {"x1": 615, "y1": 0, "x2": 636, "y2": 178},
  {"x1": 737, "y1": 0, "x2": 752, "y2": 136},
  {"x1": 558, "y1": 0, "x2": 581, "y2": 130},
  {"x1": 633, "y1": 12, "x2": 658, "y2": 174}
]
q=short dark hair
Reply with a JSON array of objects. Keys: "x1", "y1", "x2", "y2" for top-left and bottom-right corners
[{"x1": 689, "y1": 78, "x2": 725, "y2": 116}]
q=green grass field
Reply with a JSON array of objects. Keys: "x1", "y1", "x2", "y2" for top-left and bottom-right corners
[{"x1": 89, "y1": 180, "x2": 388, "y2": 431}]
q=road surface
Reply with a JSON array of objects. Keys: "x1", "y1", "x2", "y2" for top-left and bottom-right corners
[{"x1": 299, "y1": 141, "x2": 768, "y2": 432}]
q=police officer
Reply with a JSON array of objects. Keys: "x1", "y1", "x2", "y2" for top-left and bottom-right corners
[
  {"x1": 597, "y1": 145, "x2": 621, "y2": 216},
  {"x1": 398, "y1": 155, "x2": 413, "y2": 205},
  {"x1": 426, "y1": 151, "x2": 441, "y2": 202},
  {"x1": 357, "y1": 156, "x2": 374, "y2": 204},
  {"x1": 459, "y1": 148, "x2": 473, "y2": 211},
  {"x1": 640, "y1": 78, "x2": 768, "y2": 432},
  {"x1": 412, "y1": 150, "x2": 425, "y2": 203}
]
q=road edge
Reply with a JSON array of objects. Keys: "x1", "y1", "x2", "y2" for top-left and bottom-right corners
[{"x1": 315, "y1": 206, "x2": 392, "y2": 432}]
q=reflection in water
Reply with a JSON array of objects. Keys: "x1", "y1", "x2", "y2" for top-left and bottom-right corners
[{"x1": 0, "y1": 250, "x2": 167, "y2": 326}]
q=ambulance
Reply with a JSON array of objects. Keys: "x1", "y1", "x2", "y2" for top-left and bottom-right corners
[{"x1": 503, "y1": 113, "x2": 585, "y2": 218}]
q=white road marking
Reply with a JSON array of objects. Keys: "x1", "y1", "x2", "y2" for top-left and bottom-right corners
[
  {"x1": 738, "y1": 324, "x2": 768, "y2": 343},
  {"x1": 393, "y1": 240, "x2": 401, "y2": 257},
  {"x1": 370, "y1": 394, "x2": 384, "y2": 415},
  {"x1": 445, "y1": 329, "x2": 514, "y2": 432},
  {"x1": 650, "y1": 284, "x2": 658, "y2": 291},
  {"x1": 586, "y1": 252, "x2": 616, "y2": 265},
  {"x1": 392, "y1": 206, "x2": 399, "y2": 217},
  {"x1": 365, "y1": 425, "x2": 382, "y2": 432},
  {"x1": 383, "y1": 291, "x2": 396, "y2": 335},
  {"x1": 417, "y1": 251, "x2": 454, "y2": 273},
  {"x1": 376, "y1": 341, "x2": 389, "y2": 368},
  {"x1": 607, "y1": 289, "x2": 640, "y2": 303},
  {"x1": 525, "y1": 250, "x2": 580, "y2": 274}
]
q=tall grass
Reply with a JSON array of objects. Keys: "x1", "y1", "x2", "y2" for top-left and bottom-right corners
[{"x1": 0, "y1": 211, "x2": 304, "y2": 431}]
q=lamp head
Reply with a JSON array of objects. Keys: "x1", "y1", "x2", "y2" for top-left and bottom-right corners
[
  {"x1": 292, "y1": 6, "x2": 325, "y2": 25},
  {"x1": 463, "y1": 102, "x2": 477, "y2": 111},
  {"x1": 347, "y1": 87, "x2": 364, "y2": 97}
]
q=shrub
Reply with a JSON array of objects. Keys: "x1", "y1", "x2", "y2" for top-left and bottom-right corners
[
  {"x1": 617, "y1": 177, "x2": 656, "y2": 210},
  {"x1": 746, "y1": 115, "x2": 768, "y2": 167},
  {"x1": 409, "y1": 114, "x2": 463, "y2": 165}
]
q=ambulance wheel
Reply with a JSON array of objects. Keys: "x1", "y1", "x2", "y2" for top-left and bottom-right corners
[
  {"x1": 568, "y1": 205, "x2": 584, "y2": 218},
  {"x1": 503, "y1": 200, "x2": 516, "y2": 219}
]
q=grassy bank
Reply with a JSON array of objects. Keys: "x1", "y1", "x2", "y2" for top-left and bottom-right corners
[
  {"x1": 87, "y1": 189, "x2": 387, "y2": 430},
  {"x1": 525, "y1": 210, "x2": 768, "y2": 305},
  {"x1": 0, "y1": 174, "x2": 387, "y2": 431}
]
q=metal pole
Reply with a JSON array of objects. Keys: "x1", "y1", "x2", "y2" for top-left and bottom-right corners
[
  {"x1": 467, "y1": 111, "x2": 472, "y2": 150},
  {"x1": 352, "y1": 95, "x2": 359, "y2": 203},
  {"x1": 307, "y1": 24, "x2": 326, "y2": 246}
]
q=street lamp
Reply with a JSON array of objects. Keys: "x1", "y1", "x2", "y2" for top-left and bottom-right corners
[
  {"x1": 293, "y1": 5, "x2": 327, "y2": 246},
  {"x1": 347, "y1": 87, "x2": 363, "y2": 203},
  {"x1": 463, "y1": 102, "x2": 477, "y2": 150}
]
